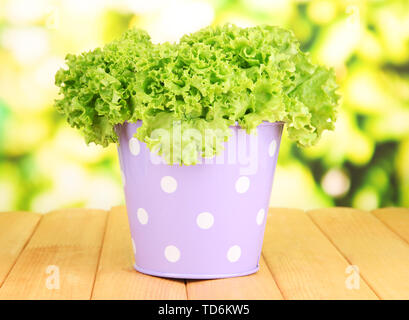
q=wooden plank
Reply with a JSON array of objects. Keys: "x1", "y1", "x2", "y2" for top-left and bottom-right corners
[
  {"x1": 263, "y1": 208, "x2": 378, "y2": 299},
  {"x1": 0, "y1": 212, "x2": 41, "y2": 287},
  {"x1": 0, "y1": 209, "x2": 107, "y2": 300},
  {"x1": 309, "y1": 207, "x2": 409, "y2": 300},
  {"x1": 373, "y1": 208, "x2": 409, "y2": 244},
  {"x1": 92, "y1": 206, "x2": 186, "y2": 300},
  {"x1": 186, "y1": 255, "x2": 283, "y2": 300}
]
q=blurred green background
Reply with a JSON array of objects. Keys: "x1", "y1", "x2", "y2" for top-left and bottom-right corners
[{"x1": 0, "y1": 0, "x2": 408, "y2": 213}]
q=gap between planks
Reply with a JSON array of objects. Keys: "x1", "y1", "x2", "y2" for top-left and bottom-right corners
[
  {"x1": 263, "y1": 208, "x2": 378, "y2": 300},
  {"x1": 372, "y1": 208, "x2": 409, "y2": 246},
  {"x1": 308, "y1": 207, "x2": 409, "y2": 300},
  {"x1": 1, "y1": 207, "x2": 408, "y2": 300},
  {"x1": 0, "y1": 211, "x2": 42, "y2": 289},
  {"x1": 185, "y1": 254, "x2": 283, "y2": 300},
  {"x1": 0, "y1": 207, "x2": 283, "y2": 300},
  {"x1": 92, "y1": 206, "x2": 282, "y2": 300},
  {"x1": 91, "y1": 206, "x2": 186, "y2": 300},
  {"x1": 0, "y1": 208, "x2": 107, "y2": 300}
]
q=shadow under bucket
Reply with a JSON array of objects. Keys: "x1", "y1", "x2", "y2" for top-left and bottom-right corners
[{"x1": 116, "y1": 121, "x2": 283, "y2": 279}]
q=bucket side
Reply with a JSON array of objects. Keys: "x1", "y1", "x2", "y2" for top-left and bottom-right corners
[{"x1": 117, "y1": 121, "x2": 283, "y2": 279}]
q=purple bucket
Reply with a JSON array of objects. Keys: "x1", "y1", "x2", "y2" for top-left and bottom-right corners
[{"x1": 116, "y1": 121, "x2": 283, "y2": 279}]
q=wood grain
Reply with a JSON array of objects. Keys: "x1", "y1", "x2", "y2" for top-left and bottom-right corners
[
  {"x1": 372, "y1": 208, "x2": 409, "y2": 244},
  {"x1": 309, "y1": 207, "x2": 409, "y2": 299},
  {"x1": 263, "y1": 208, "x2": 377, "y2": 299},
  {"x1": 186, "y1": 255, "x2": 282, "y2": 300},
  {"x1": 0, "y1": 209, "x2": 107, "y2": 300},
  {"x1": 92, "y1": 206, "x2": 186, "y2": 300},
  {"x1": 0, "y1": 212, "x2": 41, "y2": 287},
  {"x1": 1, "y1": 207, "x2": 409, "y2": 299}
]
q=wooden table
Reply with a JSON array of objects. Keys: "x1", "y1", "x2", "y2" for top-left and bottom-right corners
[{"x1": 0, "y1": 206, "x2": 408, "y2": 300}]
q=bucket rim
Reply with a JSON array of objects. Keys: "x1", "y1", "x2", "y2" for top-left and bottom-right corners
[{"x1": 118, "y1": 120, "x2": 284, "y2": 129}]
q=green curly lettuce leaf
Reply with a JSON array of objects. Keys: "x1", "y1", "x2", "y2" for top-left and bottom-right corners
[{"x1": 55, "y1": 24, "x2": 340, "y2": 165}]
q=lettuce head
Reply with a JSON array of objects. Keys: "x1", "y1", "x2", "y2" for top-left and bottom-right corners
[{"x1": 55, "y1": 24, "x2": 339, "y2": 165}]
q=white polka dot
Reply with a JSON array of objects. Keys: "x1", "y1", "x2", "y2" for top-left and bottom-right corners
[
  {"x1": 129, "y1": 137, "x2": 140, "y2": 156},
  {"x1": 161, "y1": 176, "x2": 178, "y2": 193},
  {"x1": 131, "y1": 238, "x2": 136, "y2": 255},
  {"x1": 196, "y1": 212, "x2": 214, "y2": 229},
  {"x1": 269, "y1": 140, "x2": 277, "y2": 157},
  {"x1": 256, "y1": 209, "x2": 265, "y2": 225},
  {"x1": 137, "y1": 208, "x2": 149, "y2": 225},
  {"x1": 235, "y1": 176, "x2": 250, "y2": 194},
  {"x1": 227, "y1": 245, "x2": 241, "y2": 263},
  {"x1": 164, "y1": 245, "x2": 180, "y2": 263}
]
